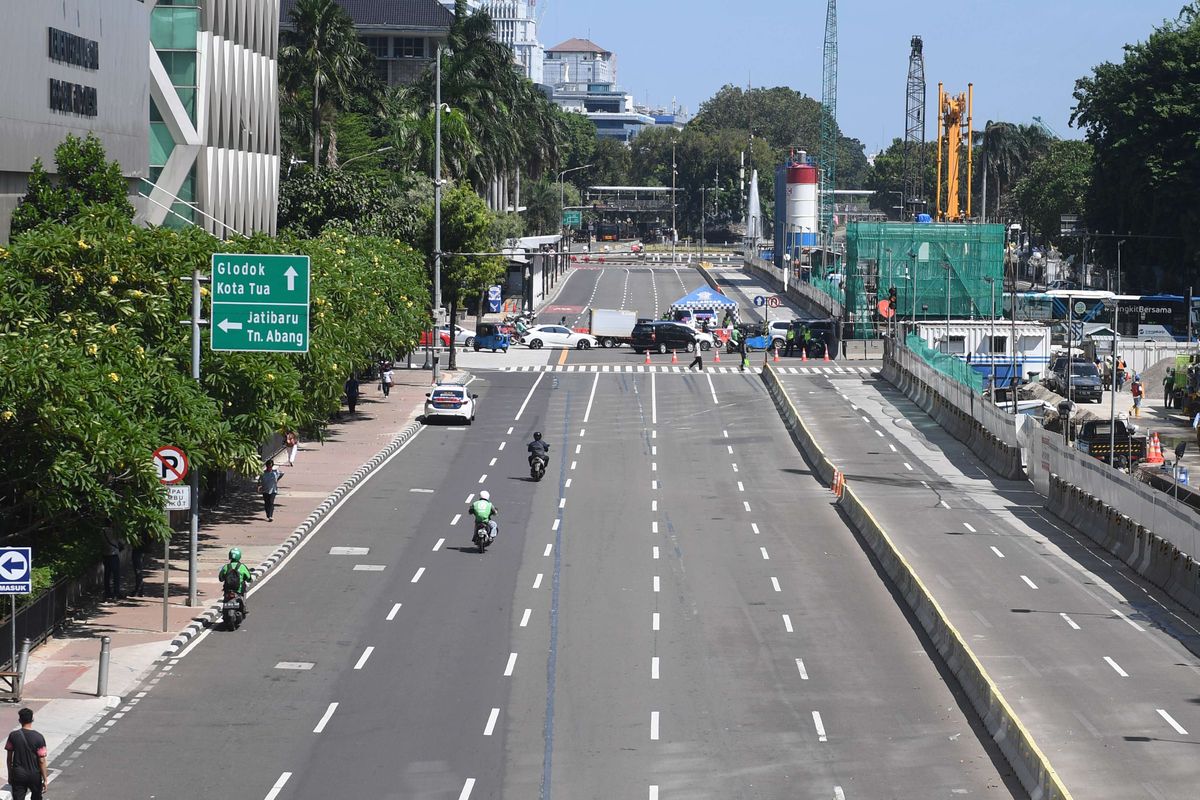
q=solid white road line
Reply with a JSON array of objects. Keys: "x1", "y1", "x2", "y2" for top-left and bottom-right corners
[
  {"x1": 964, "y1": 522, "x2": 977, "y2": 533},
  {"x1": 1158, "y1": 708, "x2": 1189, "y2": 735},
  {"x1": 771, "y1": 577, "x2": 781, "y2": 592},
  {"x1": 650, "y1": 711, "x2": 660, "y2": 740},
  {"x1": 650, "y1": 372, "x2": 659, "y2": 424},
  {"x1": 782, "y1": 614, "x2": 794, "y2": 633},
  {"x1": 760, "y1": 547, "x2": 770, "y2": 560},
  {"x1": 520, "y1": 608, "x2": 532, "y2": 627},
  {"x1": 1104, "y1": 656, "x2": 1129, "y2": 677},
  {"x1": 354, "y1": 646, "x2": 375, "y2": 670},
  {"x1": 1020, "y1": 575, "x2": 1039, "y2": 589},
  {"x1": 411, "y1": 567, "x2": 425, "y2": 583},
  {"x1": 812, "y1": 711, "x2": 828, "y2": 742},
  {"x1": 504, "y1": 652, "x2": 518, "y2": 676},
  {"x1": 513, "y1": 373, "x2": 545, "y2": 421},
  {"x1": 990, "y1": 546, "x2": 1005, "y2": 558},
  {"x1": 387, "y1": 603, "x2": 402, "y2": 621},
  {"x1": 584, "y1": 372, "x2": 600, "y2": 423},
  {"x1": 1060, "y1": 612, "x2": 1080, "y2": 630},
  {"x1": 433, "y1": 538, "x2": 445, "y2": 552},
  {"x1": 484, "y1": 707, "x2": 500, "y2": 736},
  {"x1": 533, "y1": 573, "x2": 543, "y2": 589},
  {"x1": 1112, "y1": 608, "x2": 1146, "y2": 632},
  {"x1": 652, "y1": 612, "x2": 660, "y2": 630},
  {"x1": 796, "y1": 658, "x2": 809, "y2": 679},
  {"x1": 458, "y1": 778, "x2": 476, "y2": 800},
  {"x1": 312, "y1": 703, "x2": 338, "y2": 734},
  {"x1": 544, "y1": 544, "x2": 553, "y2": 557},
  {"x1": 651, "y1": 657, "x2": 660, "y2": 679},
  {"x1": 706, "y1": 372, "x2": 719, "y2": 404},
  {"x1": 264, "y1": 772, "x2": 292, "y2": 800},
  {"x1": 653, "y1": 575, "x2": 660, "y2": 592}
]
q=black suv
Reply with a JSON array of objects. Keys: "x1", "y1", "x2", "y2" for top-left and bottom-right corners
[
  {"x1": 632, "y1": 321, "x2": 699, "y2": 354},
  {"x1": 1045, "y1": 357, "x2": 1102, "y2": 403}
]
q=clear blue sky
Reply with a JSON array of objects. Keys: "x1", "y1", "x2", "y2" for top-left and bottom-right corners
[{"x1": 538, "y1": 0, "x2": 1187, "y2": 152}]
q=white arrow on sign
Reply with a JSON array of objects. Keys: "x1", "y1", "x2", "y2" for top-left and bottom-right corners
[
  {"x1": 218, "y1": 319, "x2": 243, "y2": 332},
  {"x1": 0, "y1": 551, "x2": 28, "y2": 581},
  {"x1": 285, "y1": 266, "x2": 298, "y2": 292}
]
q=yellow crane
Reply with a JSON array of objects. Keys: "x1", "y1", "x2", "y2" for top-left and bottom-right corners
[{"x1": 935, "y1": 82, "x2": 973, "y2": 221}]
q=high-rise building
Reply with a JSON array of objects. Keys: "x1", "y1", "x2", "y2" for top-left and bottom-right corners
[
  {"x1": 544, "y1": 38, "x2": 651, "y2": 142},
  {"x1": 482, "y1": 1, "x2": 543, "y2": 84}
]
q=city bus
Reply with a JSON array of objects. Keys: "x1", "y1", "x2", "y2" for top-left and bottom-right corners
[
  {"x1": 596, "y1": 222, "x2": 621, "y2": 242},
  {"x1": 1006, "y1": 290, "x2": 1198, "y2": 341}
]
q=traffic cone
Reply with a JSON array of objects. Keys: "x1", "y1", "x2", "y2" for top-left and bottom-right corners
[
  {"x1": 671, "y1": 350, "x2": 678, "y2": 364},
  {"x1": 823, "y1": 349, "x2": 831, "y2": 363},
  {"x1": 1146, "y1": 432, "x2": 1164, "y2": 464},
  {"x1": 644, "y1": 350, "x2": 652, "y2": 365},
  {"x1": 802, "y1": 349, "x2": 808, "y2": 362},
  {"x1": 773, "y1": 346, "x2": 780, "y2": 363},
  {"x1": 713, "y1": 349, "x2": 720, "y2": 363}
]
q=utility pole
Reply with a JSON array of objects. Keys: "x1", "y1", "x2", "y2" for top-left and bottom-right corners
[
  {"x1": 671, "y1": 141, "x2": 677, "y2": 264},
  {"x1": 433, "y1": 44, "x2": 443, "y2": 385}
]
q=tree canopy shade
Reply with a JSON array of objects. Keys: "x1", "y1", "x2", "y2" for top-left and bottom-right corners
[{"x1": 1072, "y1": 3, "x2": 1200, "y2": 287}]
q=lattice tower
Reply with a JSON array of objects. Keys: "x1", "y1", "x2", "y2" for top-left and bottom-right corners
[
  {"x1": 818, "y1": 0, "x2": 838, "y2": 247},
  {"x1": 901, "y1": 36, "x2": 926, "y2": 218}
]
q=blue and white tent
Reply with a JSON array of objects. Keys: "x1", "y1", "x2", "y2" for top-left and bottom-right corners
[{"x1": 669, "y1": 287, "x2": 740, "y2": 324}]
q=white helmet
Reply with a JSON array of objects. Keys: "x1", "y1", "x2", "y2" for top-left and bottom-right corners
[{"x1": 479, "y1": 490, "x2": 490, "y2": 500}]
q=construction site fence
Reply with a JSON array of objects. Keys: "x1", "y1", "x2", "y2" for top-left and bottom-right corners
[{"x1": 904, "y1": 333, "x2": 988, "y2": 394}]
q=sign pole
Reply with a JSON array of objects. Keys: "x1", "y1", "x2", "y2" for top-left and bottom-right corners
[
  {"x1": 162, "y1": 532, "x2": 169, "y2": 633},
  {"x1": 10, "y1": 596, "x2": 14, "y2": 672},
  {"x1": 188, "y1": 268, "x2": 203, "y2": 607}
]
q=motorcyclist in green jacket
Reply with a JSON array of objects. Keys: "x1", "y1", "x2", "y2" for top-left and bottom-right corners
[
  {"x1": 470, "y1": 491, "x2": 498, "y2": 541},
  {"x1": 219, "y1": 547, "x2": 253, "y2": 614}
]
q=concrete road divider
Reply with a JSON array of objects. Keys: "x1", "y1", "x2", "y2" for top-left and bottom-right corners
[{"x1": 761, "y1": 363, "x2": 1073, "y2": 800}]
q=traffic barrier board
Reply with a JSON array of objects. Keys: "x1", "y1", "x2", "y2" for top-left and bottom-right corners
[
  {"x1": 211, "y1": 254, "x2": 311, "y2": 353},
  {"x1": 0, "y1": 548, "x2": 32, "y2": 595}
]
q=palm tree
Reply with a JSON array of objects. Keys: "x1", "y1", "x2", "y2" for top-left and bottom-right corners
[
  {"x1": 977, "y1": 122, "x2": 1053, "y2": 220},
  {"x1": 279, "y1": 0, "x2": 376, "y2": 172}
]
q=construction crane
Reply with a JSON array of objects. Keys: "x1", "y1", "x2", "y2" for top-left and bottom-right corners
[
  {"x1": 934, "y1": 82, "x2": 973, "y2": 222},
  {"x1": 900, "y1": 36, "x2": 926, "y2": 219},
  {"x1": 818, "y1": 0, "x2": 838, "y2": 256},
  {"x1": 1031, "y1": 115, "x2": 1060, "y2": 139}
]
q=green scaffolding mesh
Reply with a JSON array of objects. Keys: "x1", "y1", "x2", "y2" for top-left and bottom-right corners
[
  {"x1": 845, "y1": 222, "x2": 1006, "y2": 338},
  {"x1": 905, "y1": 333, "x2": 985, "y2": 392}
]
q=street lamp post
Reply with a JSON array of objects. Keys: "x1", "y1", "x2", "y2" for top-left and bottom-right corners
[
  {"x1": 558, "y1": 163, "x2": 592, "y2": 256},
  {"x1": 1107, "y1": 298, "x2": 1119, "y2": 466},
  {"x1": 432, "y1": 44, "x2": 443, "y2": 385},
  {"x1": 671, "y1": 141, "x2": 678, "y2": 264},
  {"x1": 1117, "y1": 238, "x2": 1126, "y2": 295},
  {"x1": 340, "y1": 145, "x2": 394, "y2": 169},
  {"x1": 984, "y1": 276, "x2": 996, "y2": 396},
  {"x1": 1009, "y1": 223, "x2": 1021, "y2": 413}
]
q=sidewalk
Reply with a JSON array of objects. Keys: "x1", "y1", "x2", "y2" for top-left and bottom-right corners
[{"x1": 14, "y1": 369, "x2": 446, "y2": 770}]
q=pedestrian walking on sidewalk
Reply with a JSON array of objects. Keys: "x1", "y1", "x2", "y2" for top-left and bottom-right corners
[
  {"x1": 688, "y1": 346, "x2": 704, "y2": 371},
  {"x1": 130, "y1": 537, "x2": 146, "y2": 597},
  {"x1": 6, "y1": 708, "x2": 49, "y2": 800},
  {"x1": 344, "y1": 374, "x2": 360, "y2": 414},
  {"x1": 284, "y1": 430, "x2": 299, "y2": 467},
  {"x1": 101, "y1": 521, "x2": 123, "y2": 600},
  {"x1": 1129, "y1": 374, "x2": 1143, "y2": 418},
  {"x1": 257, "y1": 459, "x2": 284, "y2": 522},
  {"x1": 381, "y1": 362, "x2": 394, "y2": 398}
]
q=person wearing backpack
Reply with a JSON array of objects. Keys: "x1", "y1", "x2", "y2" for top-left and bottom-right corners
[
  {"x1": 5, "y1": 707, "x2": 48, "y2": 800},
  {"x1": 219, "y1": 548, "x2": 253, "y2": 617},
  {"x1": 1129, "y1": 373, "x2": 1144, "y2": 418}
]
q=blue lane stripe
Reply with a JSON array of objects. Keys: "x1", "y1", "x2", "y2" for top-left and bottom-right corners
[{"x1": 539, "y1": 391, "x2": 572, "y2": 800}]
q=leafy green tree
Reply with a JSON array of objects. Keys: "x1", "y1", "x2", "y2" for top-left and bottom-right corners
[
  {"x1": 279, "y1": 0, "x2": 378, "y2": 171},
  {"x1": 560, "y1": 112, "x2": 598, "y2": 176},
  {"x1": 10, "y1": 134, "x2": 133, "y2": 236},
  {"x1": 974, "y1": 122, "x2": 1052, "y2": 222},
  {"x1": 523, "y1": 178, "x2": 580, "y2": 237},
  {"x1": 278, "y1": 166, "x2": 430, "y2": 244},
  {"x1": 1072, "y1": 4, "x2": 1200, "y2": 286},
  {"x1": 590, "y1": 139, "x2": 631, "y2": 186},
  {"x1": 865, "y1": 139, "x2": 937, "y2": 217},
  {"x1": 1012, "y1": 141, "x2": 1093, "y2": 247}
]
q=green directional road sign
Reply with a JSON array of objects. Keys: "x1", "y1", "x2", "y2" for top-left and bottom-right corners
[
  {"x1": 562, "y1": 209, "x2": 582, "y2": 227},
  {"x1": 210, "y1": 254, "x2": 311, "y2": 353}
]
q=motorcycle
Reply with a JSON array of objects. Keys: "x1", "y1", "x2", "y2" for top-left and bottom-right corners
[
  {"x1": 222, "y1": 589, "x2": 245, "y2": 630},
  {"x1": 529, "y1": 454, "x2": 548, "y2": 482},
  {"x1": 473, "y1": 520, "x2": 494, "y2": 554}
]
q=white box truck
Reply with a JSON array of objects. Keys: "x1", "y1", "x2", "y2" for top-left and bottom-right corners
[{"x1": 589, "y1": 308, "x2": 639, "y2": 348}]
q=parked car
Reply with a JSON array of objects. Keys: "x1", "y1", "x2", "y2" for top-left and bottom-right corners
[
  {"x1": 518, "y1": 324, "x2": 597, "y2": 350},
  {"x1": 631, "y1": 321, "x2": 706, "y2": 354},
  {"x1": 1044, "y1": 357, "x2": 1103, "y2": 403},
  {"x1": 423, "y1": 384, "x2": 478, "y2": 424},
  {"x1": 418, "y1": 329, "x2": 452, "y2": 348},
  {"x1": 441, "y1": 324, "x2": 476, "y2": 348}
]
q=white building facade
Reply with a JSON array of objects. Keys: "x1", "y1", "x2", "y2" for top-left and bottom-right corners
[
  {"x1": 147, "y1": 0, "x2": 280, "y2": 237},
  {"x1": 482, "y1": 1, "x2": 543, "y2": 84}
]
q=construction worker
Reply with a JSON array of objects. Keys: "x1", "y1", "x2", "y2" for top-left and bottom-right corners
[
  {"x1": 1130, "y1": 373, "x2": 1144, "y2": 418},
  {"x1": 784, "y1": 324, "x2": 797, "y2": 357}
]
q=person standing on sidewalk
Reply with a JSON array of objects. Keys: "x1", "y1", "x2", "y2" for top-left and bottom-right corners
[
  {"x1": 381, "y1": 362, "x2": 394, "y2": 398},
  {"x1": 130, "y1": 537, "x2": 146, "y2": 597},
  {"x1": 284, "y1": 429, "x2": 299, "y2": 467},
  {"x1": 344, "y1": 374, "x2": 360, "y2": 414},
  {"x1": 257, "y1": 459, "x2": 284, "y2": 522},
  {"x1": 101, "y1": 521, "x2": 123, "y2": 600},
  {"x1": 5, "y1": 707, "x2": 49, "y2": 800}
]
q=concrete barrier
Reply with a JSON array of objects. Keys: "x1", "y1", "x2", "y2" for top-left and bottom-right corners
[
  {"x1": 762, "y1": 363, "x2": 1073, "y2": 800},
  {"x1": 883, "y1": 344, "x2": 1025, "y2": 480},
  {"x1": 1047, "y1": 475, "x2": 1200, "y2": 617}
]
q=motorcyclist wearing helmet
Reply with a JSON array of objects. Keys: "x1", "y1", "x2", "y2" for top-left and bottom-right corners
[
  {"x1": 470, "y1": 491, "x2": 499, "y2": 542},
  {"x1": 527, "y1": 431, "x2": 550, "y2": 468},
  {"x1": 218, "y1": 548, "x2": 253, "y2": 615}
]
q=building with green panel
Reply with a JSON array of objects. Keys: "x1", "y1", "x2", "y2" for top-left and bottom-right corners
[{"x1": 843, "y1": 222, "x2": 1006, "y2": 338}]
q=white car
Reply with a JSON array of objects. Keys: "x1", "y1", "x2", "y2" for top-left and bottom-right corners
[
  {"x1": 519, "y1": 324, "x2": 597, "y2": 350},
  {"x1": 439, "y1": 324, "x2": 476, "y2": 348},
  {"x1": 423, "y1": 384, "x2": 478, "y2": 424}
]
